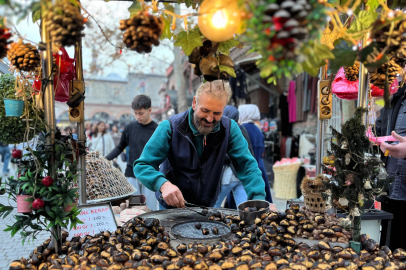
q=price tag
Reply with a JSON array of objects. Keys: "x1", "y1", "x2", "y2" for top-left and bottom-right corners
[{"x1": 67, "y1": 202, "x2": 117, "y2": 240}]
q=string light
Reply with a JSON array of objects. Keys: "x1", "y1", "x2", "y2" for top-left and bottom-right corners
[{"x1": 198, "y1": 0, "x2": 242, "y2": 42}]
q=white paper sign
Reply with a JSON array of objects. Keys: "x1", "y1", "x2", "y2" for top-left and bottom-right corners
[{"x1": 67, "y1": 203, "x2": 117, "y2": 240}]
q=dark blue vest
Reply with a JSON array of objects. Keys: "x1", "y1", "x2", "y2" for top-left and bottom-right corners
[{"x1": 156, "y1": 110, "x2": 230, "y2": 208}]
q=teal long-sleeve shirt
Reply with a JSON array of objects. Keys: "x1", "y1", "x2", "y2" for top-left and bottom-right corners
[{"x1": 133, "y1": 109, "x2": 266, "y2": 201}]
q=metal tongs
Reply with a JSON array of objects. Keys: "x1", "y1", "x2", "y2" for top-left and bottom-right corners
[
  {"x1": 159, "y1": 195, "x2": 208, "y2": 216},
  {"x1": 184, "y1": 202, "x2": 208, "y2": 216}
]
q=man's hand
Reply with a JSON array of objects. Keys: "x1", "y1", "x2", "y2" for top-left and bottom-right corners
[
  {"x1": 380, "y1": 131, "x2": 406, "y2": 159},
  {"x1": 160, "y1": 182, "x2": 186, "y2": 209},
  {"x1": 269, "y1": 203, "x2": 277, "y2": 212}
]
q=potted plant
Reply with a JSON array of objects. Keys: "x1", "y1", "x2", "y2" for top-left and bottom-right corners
[
  {"x1": 0, "y1": 73, "x2": 46, "y2": 144},
  {"x1": 0, "y1": 132, "x2": 83, "y2": 247}
]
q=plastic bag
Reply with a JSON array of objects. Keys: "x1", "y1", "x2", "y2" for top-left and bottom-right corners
[
  {"x1": 54, "y1": 47, "x2": 75, "y2": 102},
  {"x1": 332, "y1": 67, "x2": 399, "y2": 100},
  {"x1": 332, "y1": 68, "x2": 359, "y2": 100},
  {"x1": 32, "y1": 47, "x2": 75, "y2": 102}
]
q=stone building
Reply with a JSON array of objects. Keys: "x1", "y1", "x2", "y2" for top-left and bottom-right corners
[{"x1": 56, "y1": 72, "x2": 167, "y2": 125}]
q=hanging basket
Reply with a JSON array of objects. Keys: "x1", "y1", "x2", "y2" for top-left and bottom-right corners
[
  {"x1": 17, "y1": 195, "x2": 32, "y2": 214},
  {"x1": 3, "y1": 98, "x2": 24, "y2": 117}
]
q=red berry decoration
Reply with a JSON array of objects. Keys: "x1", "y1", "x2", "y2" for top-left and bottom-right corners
[
  {"x1": 11, "y1": 149, "x2": 22, "y2": 159},
  {"x1": 32, "y1": 199, "x2": 45, "y2": 210},
  {"x1": 41, "y1": 176, "x2": 54, "y2": 187}
]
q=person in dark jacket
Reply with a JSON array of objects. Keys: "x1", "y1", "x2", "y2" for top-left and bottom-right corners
[
  {"x1": 0, "y1": 142, "x2": 11, "y2": 177},
  {"x1": 134, "y1": 80, "x2": 266, "y2": 209},
  {"x1": 213, "y1": 105, "x2": 253, "y2": 208},
  {"x1": 106, "y1": 95, "x2": 158, "y2": 211},
  {"x1": 238, "y1": 104, "x2": 273, "y2": 204},
  {"x1": 376, "y1": 84, "x2": 406, "y2": 250}
]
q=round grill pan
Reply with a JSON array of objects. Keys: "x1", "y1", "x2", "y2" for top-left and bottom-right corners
[{"x1": 170, "y1": 221, "x2": 231, "y2": 240}]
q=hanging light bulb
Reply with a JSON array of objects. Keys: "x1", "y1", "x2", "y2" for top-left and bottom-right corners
[{"x1": 198, "y1": 0, "x2": 243, "y2": 42}]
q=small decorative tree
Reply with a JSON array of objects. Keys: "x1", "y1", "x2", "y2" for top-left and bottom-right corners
[
  {"x1": 0, "y1": 132, "x2": 83, "y2": 250},
  {"x1": 323, "y1": 107, "x2": 393, "y2": 242}
]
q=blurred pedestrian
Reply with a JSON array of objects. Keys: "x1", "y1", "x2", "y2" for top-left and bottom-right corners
[
  {"x1": 214, "y1": 106, "x2": 251, "y2": 208},
  {"x1": 238, "y1": 104, "x2": 273, "y2": 203},
  {"x1": 64, "y1": 126, "x2": 78, "y2": 140},
  {"x1": 90, "y1": 123, "x2": 98, "y2": 138},
  {"x1": 89, "y1": 121, "x2": 115, "y2": 156},
  {"x1": 0, "y1": 142, "x2": 11, "y2": 177},
  {"x1": 111, "y1": 125, "x2": 121, "y2": 146}
]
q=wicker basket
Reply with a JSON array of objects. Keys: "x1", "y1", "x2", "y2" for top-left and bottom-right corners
[
  {"x1": 303, "y1": 190, "x2": 327, "y2": 213},
  {"x1": 273, "y1": 162, "x2": 301, "y2": 199}
]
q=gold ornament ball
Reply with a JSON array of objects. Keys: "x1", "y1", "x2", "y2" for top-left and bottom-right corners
[{"x1": 198, "y1": 0, "x2": 242, "y2": 42}]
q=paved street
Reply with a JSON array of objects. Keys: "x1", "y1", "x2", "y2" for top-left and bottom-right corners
[{"x1": 0, "y1": 161, "x2": 287, "y2": 268}]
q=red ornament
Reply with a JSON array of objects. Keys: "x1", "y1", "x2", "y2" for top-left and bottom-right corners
[
  {"x1": 12, "y1": 149, "x2": 22, "y2": 159},
  {"x1": 32, "y1": 199, "x2": 45, "y2": 210},
  {"x1": 42, "y1": 176, "x2": 54, "y2": 187}
]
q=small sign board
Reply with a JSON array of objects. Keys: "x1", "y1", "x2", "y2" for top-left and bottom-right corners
[{"x1": 67, "y1": 202, "x2": 117, "y2": 240}]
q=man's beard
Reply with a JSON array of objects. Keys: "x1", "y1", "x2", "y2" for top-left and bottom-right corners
[{"x1": 193, "y1": 113, "x2": 218, "y2": 135}]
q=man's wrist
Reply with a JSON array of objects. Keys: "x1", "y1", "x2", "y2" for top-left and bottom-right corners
[{"x1": 159, "y1": 180, "x2": 169, "y2": 192}]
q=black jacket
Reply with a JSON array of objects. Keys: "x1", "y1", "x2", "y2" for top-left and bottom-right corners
[
  {"x1": 106, "y1": 121, "x2": 158, "y2": 177},
  {"x1": 376, "y1": 84, "x2": 406, "y2": 162}
]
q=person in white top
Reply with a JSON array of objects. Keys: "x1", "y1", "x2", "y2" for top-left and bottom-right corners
[{"x1": 89, "y1": 121, "x2": 115, "y2": 156}]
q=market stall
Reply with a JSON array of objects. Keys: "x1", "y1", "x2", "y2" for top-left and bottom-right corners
[{"x1": 1, "y1": 0, "x2": 406, "y2": 268}]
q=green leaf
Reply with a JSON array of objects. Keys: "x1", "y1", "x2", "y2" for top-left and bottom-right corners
[
  {"x1": 302, "y1": 60, "x2": 321, "y2": 77},
  {"x1": 128, "y1": 0, "x2": 141, "y2": 17},
  {"x1": 366, "y1": 0, "x2": 379, "y2": 11},
  {"x1": 360, "y1": 42, "x2": 389, "y2": 72},
  {"x1": 314, "y1": 44, "x2": 335, "y2": 61},
  {"x1": 174, "y1": 28, "x2": 203, "y2": 56},
  {"x1": 32, "y1": 9, "x2": 41, "y2": 23},
  {"x1": 347, "y1": 11, "x2": 378, "y2": 35},
  {"x1": 161, "y1": 15, "x2": 173, "y2": 40},
  {"x1": 219, "y1": 65, "x2": 236, "y2": 78},
  {"x1": 329, "y1": 38, "x2": 357, "y2": 73},
  {"x1": 218, "y1": 39, "x2": 241, "y2": 55}
]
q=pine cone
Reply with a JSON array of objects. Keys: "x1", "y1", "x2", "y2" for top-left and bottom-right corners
[
  {"x1": 120, "y1": 11, "x2": 164, "y2": 54},
  {"x1": 262, "y1": 0, "x2": 312, "y2": 61},
  {"x1": 7, "y1": 40, "x2": 41, "y2": 72},
  {"x1": 370, "y1": 58, "x2": 401, "y2": 89},
  {"x1": 42, "y1": 0, "x2": 85, "y2": 48},
  {"x1": 344, "y1": 62, "x2": 360, "y2": 81},
  {"x1": 0, "y1": 27, "x2": 12, "y2": 59},
  {"x1": 371, "y1": 11, "x2": 406, "y2": 58}
]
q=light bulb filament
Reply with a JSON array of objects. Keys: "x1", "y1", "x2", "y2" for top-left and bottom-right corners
[{"x1": 211, "y1": 10, "x2": 228, "y2": 29}]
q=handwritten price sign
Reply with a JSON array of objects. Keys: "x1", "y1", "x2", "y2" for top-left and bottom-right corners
[{"x1": 67, "y1": 202, "x2": 117, "y2": 240}]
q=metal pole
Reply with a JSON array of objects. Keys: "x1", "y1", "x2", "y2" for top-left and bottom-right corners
[
  {"x1": 357, "y1": 4, "x2": 369, "y2": 115},
  {"x1": 41, "y1": 21, "x2": 56, "y2": 152},
  {"x1": 74, "y1": 11, "x2": 87, "y2": 206},
  {"x1": 316, "y1": 66, "x2": 328, "y2": 175},
  {"x1": 40, "y1": 19, "x2": 59, "y2": 254}
]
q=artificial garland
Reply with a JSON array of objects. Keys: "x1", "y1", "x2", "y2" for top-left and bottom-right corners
[
  {"x1": 243, "y1": 0, "x2": 328, "y2": 83},
  {"x1": 0, "y1": 25, "x2": 11, "y2": 59}
]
